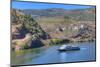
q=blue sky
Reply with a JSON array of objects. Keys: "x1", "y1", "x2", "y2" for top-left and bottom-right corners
[{"x1": 12, "y1": 1, "x2": 94, "y2": 10}]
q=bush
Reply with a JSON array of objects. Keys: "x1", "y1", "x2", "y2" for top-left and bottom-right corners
[{"x1": 51, "y1": 38, "x2": 70, "y2": 44}]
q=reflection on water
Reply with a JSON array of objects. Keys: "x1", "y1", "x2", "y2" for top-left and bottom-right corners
[
  {"x1": 60, "y1": 52, "x2": 67, "y2": 62},
  {"x1": 11, "y1": 47, "x2": 47, "y2": 65},
  {"x1": 11, "y1": 42, "x2": 96, "y2": 65}
]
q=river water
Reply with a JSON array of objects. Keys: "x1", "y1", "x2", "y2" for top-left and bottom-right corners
[{"x1": 11, "y1": 42, "x2": 96, "y2": 65}]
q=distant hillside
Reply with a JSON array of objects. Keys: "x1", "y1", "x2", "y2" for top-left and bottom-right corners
[{"x1": 22, "y1": 7, "x2": 95, "y2": 21}]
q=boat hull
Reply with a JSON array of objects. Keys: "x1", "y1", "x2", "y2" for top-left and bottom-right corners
[{"x1": 58, "y1": 47, "x2": 80, "y2": 51}]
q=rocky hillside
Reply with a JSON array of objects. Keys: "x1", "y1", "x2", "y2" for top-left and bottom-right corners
[
  {"x1": 11, "y1": 8, "x2": 96, "y2": 51},
  {"x1": 11, "y1": 9, "x2": 50, "y2": 51}
]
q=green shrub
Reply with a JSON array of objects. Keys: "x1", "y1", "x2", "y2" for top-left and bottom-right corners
[
  {"x1": 51, "y1": 38, "x2": 70, "y2": 44},
  {"x1": 51, "y1": 39, "x2": 63, "y2": 44}
]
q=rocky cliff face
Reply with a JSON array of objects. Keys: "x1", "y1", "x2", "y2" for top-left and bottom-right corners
[
  {"x1": 69, "y1": 22, "x2": 96, "y2": 42},
  {"x1": 11, "y1": 9, "x2": 50, "y2": 51}
]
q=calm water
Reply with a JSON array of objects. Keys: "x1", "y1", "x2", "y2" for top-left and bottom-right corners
[{"x1": 11, "y1": 42, "x2": 96, "y2": 65}]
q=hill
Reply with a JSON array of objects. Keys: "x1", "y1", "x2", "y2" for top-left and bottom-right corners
[
  {"x1": 22, "y1": 7, "x2": 95, "y2": 21},
  {"x1": 11, "y1": 9, "x2": 50, "y2": 51}
]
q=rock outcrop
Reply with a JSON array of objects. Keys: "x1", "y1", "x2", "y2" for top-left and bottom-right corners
[
  {"x1": 11, "y1": 9, "x2": 50, "y2": 51},
  {"x1": 12, "y1": 33, "x2": 32, "y2": 51}
]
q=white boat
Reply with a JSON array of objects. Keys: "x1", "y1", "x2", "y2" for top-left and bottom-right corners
[{"x1": 58, "y1": 45, "x2": 80, "y2": 51}]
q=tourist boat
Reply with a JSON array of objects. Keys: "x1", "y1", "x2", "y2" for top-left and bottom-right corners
[{"x1": 58, "y1": 45, "x2": 80, "y2": 51}]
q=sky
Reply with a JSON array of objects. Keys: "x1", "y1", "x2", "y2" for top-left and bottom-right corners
[{"x1": 12, "y1": 1, "x2": 94, "y2": 10}]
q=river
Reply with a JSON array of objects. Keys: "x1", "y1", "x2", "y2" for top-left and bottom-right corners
[{"x1": 11, "y1": 42, "x2": 96, "y2": 65}]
